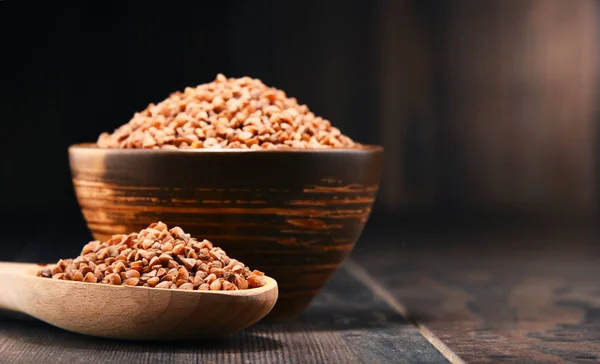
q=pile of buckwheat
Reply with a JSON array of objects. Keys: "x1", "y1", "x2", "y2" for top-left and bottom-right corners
[
  {"x1": 97, "y1": 74, "x2": 357, "y2": 149},
  {"x1": 37, "y1": 222, "x2": 267, "y2": 291}
]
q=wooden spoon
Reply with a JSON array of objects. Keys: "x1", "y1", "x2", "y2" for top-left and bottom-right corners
[{"x1": 0, "y1": 262, "x2": 278, "y2": 341}]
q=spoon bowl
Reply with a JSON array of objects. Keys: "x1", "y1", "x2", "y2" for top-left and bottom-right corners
[{"x1": 0, "y1": 262, "x2": 278, "y2": 341}]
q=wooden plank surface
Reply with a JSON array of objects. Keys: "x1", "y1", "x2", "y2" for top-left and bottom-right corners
[
  {"x1": 351, "y1": 228, "x2": 600, "y2": 363},
  {"x1": 0, "y1": 262, "x2": 449, "y2": 364},
  {"x1": 8, "y1": 222, "x2": 599, "y2": 363}
]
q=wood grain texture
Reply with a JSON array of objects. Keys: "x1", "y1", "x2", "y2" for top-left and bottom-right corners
[
  {"x1": 0, "y1": 262, "x2": 278, "y2": 341},
  {"x1": 0, "y1": 266, "x2": 449, "y2": 364},
  {"x1": 372, "y1": 0, "x2": 600, "y2": 214},
  {"x1": 345, "y1": 261, "x2": 465, "y2": 364},
  {"x1": 441, "y1": 0, "x2": 599, "y2": 213},
  {"x1": 353, "y1": 228, "x2": 600, "y2": 363},
  {"x1": 68, "y1": 144, "x2": 383, "y2": 319}
]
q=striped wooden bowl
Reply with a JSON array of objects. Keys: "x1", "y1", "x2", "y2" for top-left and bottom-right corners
[{"x1": 68, "y1": 143, "x2": 383, "y2": 318}]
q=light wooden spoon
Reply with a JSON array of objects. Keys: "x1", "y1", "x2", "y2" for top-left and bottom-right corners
[{"x1": 0, "y1": 262, "x2": 278, "y2": 341}]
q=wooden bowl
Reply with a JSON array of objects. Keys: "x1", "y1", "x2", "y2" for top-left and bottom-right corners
[{"x1": 68, "y1": 143, "x2": 383, "y2": 318}]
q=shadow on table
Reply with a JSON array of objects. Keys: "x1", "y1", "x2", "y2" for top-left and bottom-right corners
[
  {"x1": 0, "y1": 317, "x2": 283, "y2": 354},
  {"x1": 260, "y1": 305, "x2": 411, "y2": 332}
]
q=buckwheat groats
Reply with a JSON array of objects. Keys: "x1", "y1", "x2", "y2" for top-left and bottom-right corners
[
  {"x1": 37, "y1": 222, "x2": 267, "y2": 291},
  {"x1": 97, "y1": 74, "x2": 358, "y2": 149}
]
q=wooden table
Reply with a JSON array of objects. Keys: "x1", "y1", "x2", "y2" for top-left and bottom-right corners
[
  {"x1": 351, "y1": 224, "x2": 600, "y2": 363},
  {"x1": 2, "y1": 223, "x2": 599, "y2": 363}
]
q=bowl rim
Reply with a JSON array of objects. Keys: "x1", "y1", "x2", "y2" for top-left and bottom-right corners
[{"x1": 69, "y1": 143, "x2": 383, "y2": 154}]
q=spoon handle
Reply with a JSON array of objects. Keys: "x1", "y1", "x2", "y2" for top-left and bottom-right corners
[{"x1": 0, "y1": 262, "x2": 37, "y2": 313}]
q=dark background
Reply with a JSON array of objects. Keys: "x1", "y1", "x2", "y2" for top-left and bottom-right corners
[{"x1": 1, "y1": 0, "x2": 599, "y2": 258}]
